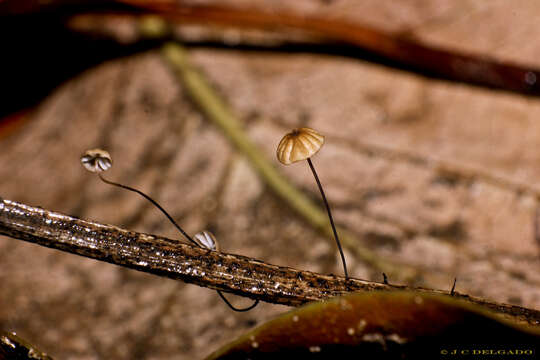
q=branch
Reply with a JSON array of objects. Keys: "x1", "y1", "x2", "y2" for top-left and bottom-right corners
[
  {"x1": 126, "y1": 2, "x2": 540, "y2": 95},
  {"x1": 1, "y1": 197, "x2": 539, "y2": 326}
]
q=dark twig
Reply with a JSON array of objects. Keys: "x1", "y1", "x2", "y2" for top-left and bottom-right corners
[
  {"x1": 126, "y1": 2, "x2": 540, "y2": 95},
  {"x1": 1, "y1": 197, "x2": 540, "y2": 325},
  {"x1": 0, "y1": 331, "x2": 53, "y2": 360}
]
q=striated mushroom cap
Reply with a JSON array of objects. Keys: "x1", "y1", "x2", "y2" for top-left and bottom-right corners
[
  {"x1": 81, "y1": 149, "x2": 112, "y2": 173},
  {"x1": 193, "y1": 230, "x2": 220, "y2": 251},
  {"x1": 276, "y1": 127, "x2": 325, "y2": 165}
]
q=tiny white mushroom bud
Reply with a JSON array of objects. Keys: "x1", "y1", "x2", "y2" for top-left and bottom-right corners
[
  {"x1": 194, "y1": 230, "x2": 258, "y2": 311},
  {"x1": 193, "y1": 230, "x2": 220, "y2": 252},
  {"x1": 81, "y1": 149, "x2": 112, "y2": 173}
]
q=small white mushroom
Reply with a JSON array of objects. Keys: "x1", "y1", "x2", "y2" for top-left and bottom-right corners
[
  {"x1": 81, "y1": 149, "x2": 112, "y2": 173},
  {"x1": 193, "y1": 230, "x2": 259, "y2": 312},
  {"x1": 193, "y1": 230, "x2": 220, "y2": 252}
]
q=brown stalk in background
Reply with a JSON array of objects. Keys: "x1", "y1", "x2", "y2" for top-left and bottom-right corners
[
  {"x1": 1, "y1": 0, "x2": 540, "y2": 122},
  {"x1": 120, "y1": 1, "x2": 540, "y2": 94}
]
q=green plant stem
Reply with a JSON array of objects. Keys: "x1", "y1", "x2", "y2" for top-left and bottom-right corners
[{"x1": 161, "y1": 42, "x2": 417, "y2": 280}]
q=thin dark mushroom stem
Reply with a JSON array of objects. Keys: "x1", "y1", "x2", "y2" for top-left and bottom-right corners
[
  {"x1": 218, "y1": 291, "x2": 260, "y2": 312},
  {"x1": 97, "y1": 173, "x2": 259, "y2": 312},
  {"x1": 98, "y1": 173, "x2": 196, "y2": 246},
  {"x1": 307, "y1": 158, "x2": 348, "y2": 279}
]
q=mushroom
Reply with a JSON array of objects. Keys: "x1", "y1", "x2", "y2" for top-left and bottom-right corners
[
  {"x1": 276, "y1": 128, "x2": 348, "y2": 279},
  {"x1": 80, "y1": 149, "x2": 258, "y2": 312},
  {"x1": 193, "y1": 230, "x2": 220, "y2": 252},
  {"x1": 81, "y1": 148, "x2": 112, "y2": 173},
  {"x1": 81, "y1": 149, "x2": 193, "y2": 243},
  {"x1": 193, "y1": 230, "x2": 259, "y2": 312}
]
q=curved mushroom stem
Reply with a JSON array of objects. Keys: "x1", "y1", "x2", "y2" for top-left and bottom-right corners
[
  {"x1": 307, "y1": 158, "x2": 349, "y2": 279},
  {"x1": 98, "y1": 174, "x2": 197, "y2": 246},
  {"x1": 217, "y1": 291, "x2": 260, "y2": 312},
  {"x1": 97, "y1": 173, "x2": 259, "y2": 312}
]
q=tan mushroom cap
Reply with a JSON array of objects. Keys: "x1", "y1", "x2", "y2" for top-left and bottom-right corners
[
  {"x1": 276, "y1": 127, "x2": 325, "y2": 165},
  {"x1": 81, "y1": 148, "x2": 113, "y2": 173}
]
